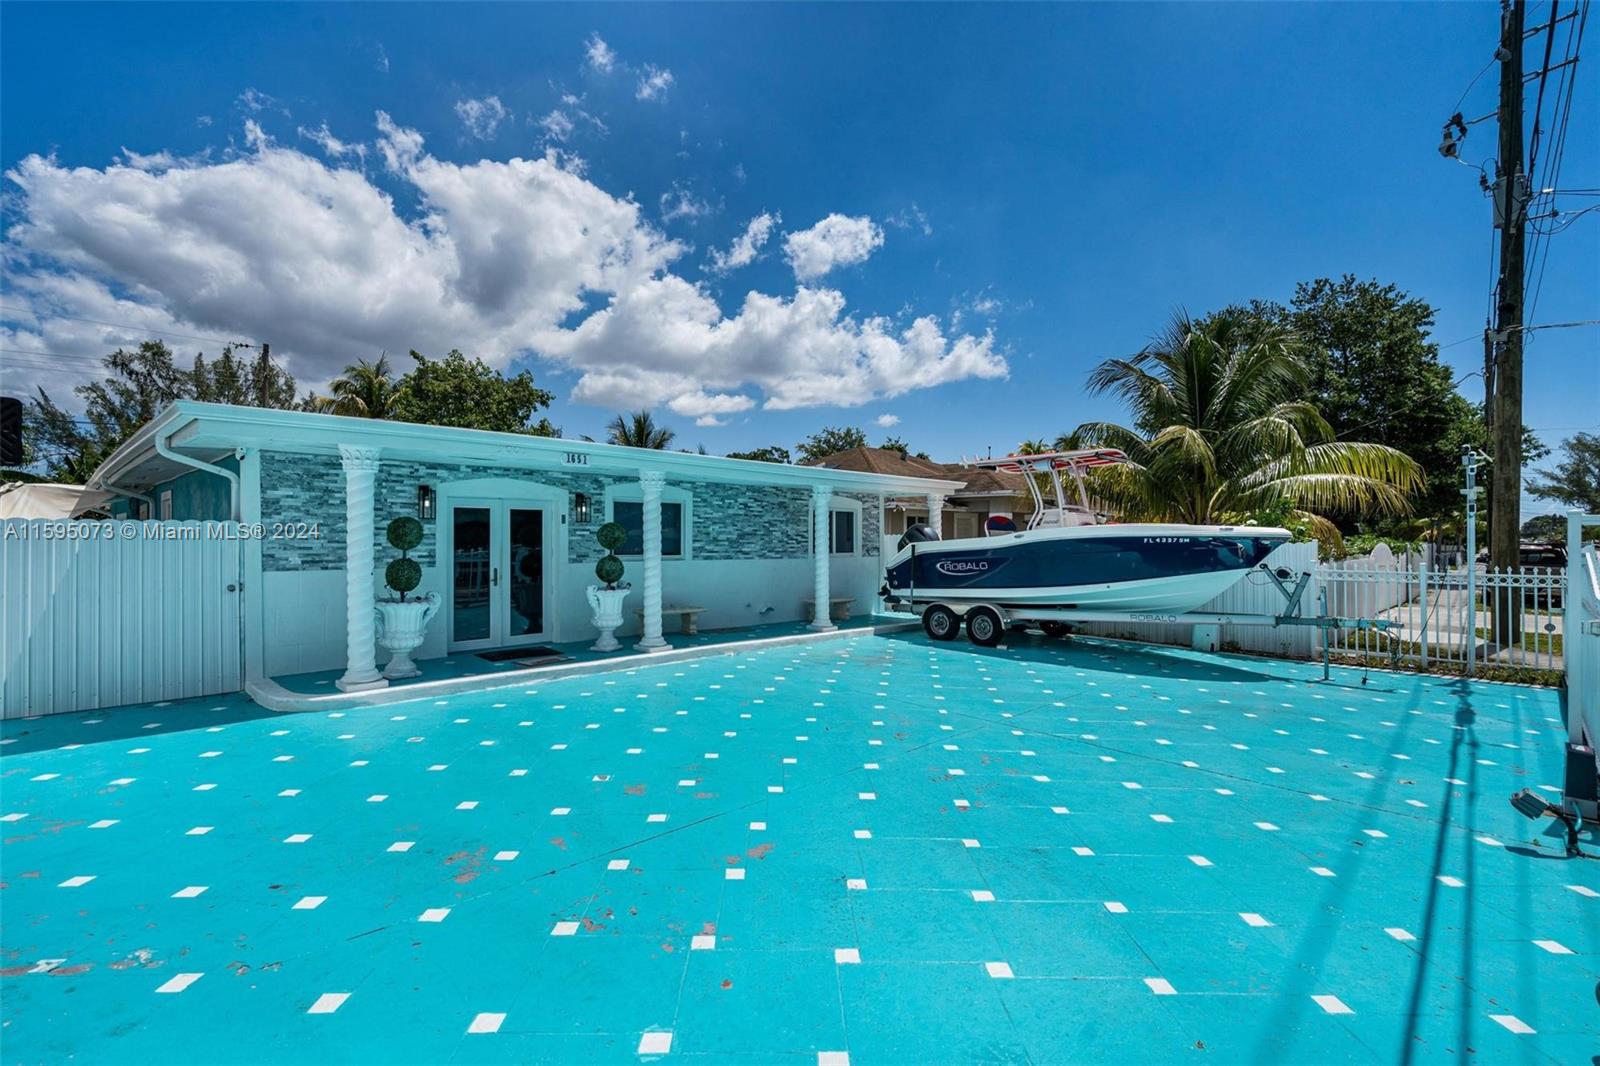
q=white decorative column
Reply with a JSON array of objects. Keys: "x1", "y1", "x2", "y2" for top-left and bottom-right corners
[
  {"x1": 810, "y1": 485, "x2": 835, "y2": 631},
  {"x1": 635, "y1": 471, "x2": 669, "y2": 652},
  {"x1": 336, "y1": 444, "x2": 387, "y2": 692},
  {"x1": 925, "y1": 493, "x2": 945, "y2": 539}
]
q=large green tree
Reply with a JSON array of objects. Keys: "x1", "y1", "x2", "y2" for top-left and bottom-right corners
[
  {"x1": 606, "y1": 409, "x2": 675, "y2": 449},
  {"x1": 1068, "y1": 311, "x2": 1422, "y2": 546},
  {"x1": 25, "y1": 340, "x2": 299, "y2": 481},
  {"x1": 1526, "y1": 432, "x2": 1600, "y2": 512},
  {"x1": 795, "y1": 426, "x2": 866, "y2": 464},
  {"x1": 1236, "y1": 277, "x2": 1463, "y2": 524},
  {"x1": 725, "y1": 445, "x2": 792, "y2": 464},
  {"x1": 391, "y1": 349, "x2": 557, "y2": 435}
]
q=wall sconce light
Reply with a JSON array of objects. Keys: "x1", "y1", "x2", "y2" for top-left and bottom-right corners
[
  {"x1": 573, "y1": 492, "x2": 591, "y2": 525},
  {"x1": 417, "y1": 484, "x2": 436, "y2": 520}
]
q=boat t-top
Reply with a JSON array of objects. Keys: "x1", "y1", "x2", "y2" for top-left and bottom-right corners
[{"x1": 881, "y1": 448, "x2": 1292, "y2": 644}]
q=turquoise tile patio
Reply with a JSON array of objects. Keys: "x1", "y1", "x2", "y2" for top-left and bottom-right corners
[{"x1": 2, "y1": 631, "x2": 1595, "y2": 1064}]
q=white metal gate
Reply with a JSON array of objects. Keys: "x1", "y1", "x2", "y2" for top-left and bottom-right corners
[{"x1": 1, "y1": 521, "x2": 244, "y2": 718}]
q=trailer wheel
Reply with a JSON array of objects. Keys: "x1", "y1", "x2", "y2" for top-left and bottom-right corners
[
  {"x1": 923, "y1": 604, "x2": 961, "y2": 642},
  {"x1": 1040, "y1": 621, "x2": 1070, "y2": 638},
  {"x1": 966, "y1": 606, "x2": 1004, "y2": 647}
]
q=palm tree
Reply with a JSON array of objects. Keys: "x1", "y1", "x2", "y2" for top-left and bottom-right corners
[
  {"x1": 1068, "y1": 311, "x2": 1421, "y2": 545},
  {"x1": 1016, "y1": 438, "x2": 1052, "y2": 455},
  {"x1": 316, "y1": 355, "x2": 403, "y2": 418},
  {"x1": 607, "y1": 409, "x2": 675, "y2": 449}
]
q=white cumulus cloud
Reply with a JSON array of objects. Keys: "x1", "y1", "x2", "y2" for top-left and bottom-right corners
[
  {"x1": 707, "y1": 212, "x2": 778, "y2": 274},
  {"x1": 2, "y1": 116, "x2": 1006, "y2": 414},
  {"x1": 783, "y1": 214, "x2": 884, "y2": 282},
  {"x1": 454, "y1": 95, "x2": 510, "y2": 140},
  {"x1": 636, "y1": 65, "x2": 674, "y2": 101},
  {"x1": 538, "y1": 109, "x2": 575, "y2": 142},
  {"x1": 875, "y1": 413, "x2": 900, "y2": 427},
  {"x1": 585, "y1": 33, "x2": 616, "y2": 74},
  {"x1": 298, "y1": 122, "x2": 366, "y2": 162}
]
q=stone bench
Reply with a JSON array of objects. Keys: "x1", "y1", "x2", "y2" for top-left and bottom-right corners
[
  {"x1": 635, "y1": 605, "x2": 707, "y2": 635},
  {"x1": 803, "y1": 597, "x2": 856, "y2": 622}
]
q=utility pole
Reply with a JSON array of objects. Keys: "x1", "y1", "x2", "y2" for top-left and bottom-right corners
[
  {"x1": 1490, "y1": 0, "x2": 1526, "y2": 644},
  {"x1": 254, "y1": 341, "x2": 273, "y2": 408}
]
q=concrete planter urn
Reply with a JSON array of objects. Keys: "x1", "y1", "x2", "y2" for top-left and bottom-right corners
[
  {"x1": 376, "y1": 593, "x2": 441, "y2": 679},
  {"x1": 587, "y1": 521, "x2": 632, "y2": 652},
  {"x1": 376, "y1": 516, "x2": 439, "y2": 679}
]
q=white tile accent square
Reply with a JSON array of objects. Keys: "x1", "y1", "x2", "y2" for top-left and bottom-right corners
[
  {"x1": 1312, "y1": 995, "x2": 1353, "y2": 1015},
  {"x1": 1104, "y1": 901, "x2": 1128, "y2": 914},
  {"x1": 608, "y1": 859, "x2": 630, "y2": 870},
  {"x1": 853, "y1": 829, "x2": 872, "y2": 839},
  {"x1": 1144, "y1": 977, "x2": 1176, "y2": 995},
  {"x1": 284, "y1": 834, "x2": 312, "y2": 844},
  {"x1": 551, "y1": 921, "x2": 580, "y2": 936},
  {"x1": 58, "y1": 876, "x2": 95, "y2": 888},
  {"x1": 494, "y1": 850, "x2": 519, "y2": 862},
  {"x1": 1239, "y1": 912, "x2": 1272, "y2": 927},
  {"x1": 971, "y1": 890, "x2": 995, "y2": 902},
  {"x1": 637, "y1": 1031, "x2": 672, "y2": 1054},
  {"x1": 1187, "y1": 855, "x2": 1212, "y2": 867},
  {"x1": 647, "y1": 813, "x2": 667, "y2": 823},
  {"x1": 308, "y1": 992, "x2": 349, "y2": 1015},
  {"x1": 834, "y1": 948, "x2": 860, "y2": 964},
  {"x1": 468, "y1": 1013, "x2": 506, "y2": 1034},
  {"x1": 1310, "y1": 866, "x2": 1336, "y2": 877},
  {"x1": 172, "y1": 886, "x2": 208, "y2": 898},
  {"x1": 750, "y1": 821, "x2": 767, "y2": 831},
  {"x1": 156, "y1": 973, "x2": 202, "y2": 994},
  {"x1": 293, "y1": 896, "x2": 326, "y2": 910},
  {"x1": 818, "y1": 1053, "x2": 849, "y2": 1066},
  {"x1": 691, "y1": 935, "x2": 716, "y2": 950},
  {"x1": 419, "y1": 908, "x2": 451, "y2": 922},
  {"x1": 1489, "y1": 1014, "x2": 1534, "y2": 1035},
  {"x1": 388, "y1": 841, "x2": 414, "y2": 852},
  {"x1": 726, "y1": 868, "x2": 745, "y2": 880},
  {"x1": 1533, "y1": 939, "x2": 1573, "y2": 954},
  {"x1": 985, "y1": 962, "x2": 1014, "y2": 979},
  {"x1": 847, "y1": 878, "x2": 867, "y2": 890}
]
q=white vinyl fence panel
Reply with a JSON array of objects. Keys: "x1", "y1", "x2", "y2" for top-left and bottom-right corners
[
  {"x1": 1565, "y1": 515, "x2": 1600, "y2": 756},
  {"x1": 1, "y1": 521, "x2": 244, "y2": 718}
]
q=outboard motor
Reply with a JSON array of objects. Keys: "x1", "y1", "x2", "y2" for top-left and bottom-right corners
[{"x1": 897, "y1": 523, "x2": 940, "y2": 552}]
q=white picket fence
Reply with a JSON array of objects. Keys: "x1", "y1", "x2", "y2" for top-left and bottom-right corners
[{"x1": 0, "y1": 521, "x2": 244, "y2": 718}]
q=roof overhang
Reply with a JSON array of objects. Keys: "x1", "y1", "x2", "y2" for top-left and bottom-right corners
[{"x1": 89, "y1": 402, "x2": 966, "y2": 496}]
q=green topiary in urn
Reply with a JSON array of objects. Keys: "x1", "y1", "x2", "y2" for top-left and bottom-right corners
[
  {"x1": 595, "y1": 521, "x2": 627, "y2": 589},
  {"x1": 385, "y1": 516, "x2": 424, "y2": 602}
]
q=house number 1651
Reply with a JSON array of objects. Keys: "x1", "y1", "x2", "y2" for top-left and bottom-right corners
[{"x1": 563, "y1": 452, "x2": 589, "y2": 466}]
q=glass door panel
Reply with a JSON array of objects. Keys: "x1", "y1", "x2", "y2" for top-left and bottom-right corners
[
  {"x1": 507, "y1": 508, "x2": 544, "y2": 639},
  {"x1": 452, "y1": 506, "x2": 492, "y2": 644}
]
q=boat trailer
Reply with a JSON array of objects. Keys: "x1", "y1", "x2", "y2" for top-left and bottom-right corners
[{"x1": 884, "y1": 564, "x2": 1398, "y2": 680}]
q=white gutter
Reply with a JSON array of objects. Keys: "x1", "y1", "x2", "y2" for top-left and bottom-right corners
[
  {"x1": 154, "y1": 422, "x2": 242, "y2": 522},
  {"x1": 100, "y1": 480, "x2": 155, "y2": 515}
]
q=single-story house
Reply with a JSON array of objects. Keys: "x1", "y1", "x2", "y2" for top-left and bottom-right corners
[
  {"x1": 82, "y1": 402, "x2": 963, "y2": 694},
  {"x1": 803, "y1": 446, "x2": 1032, "y2": 539}
]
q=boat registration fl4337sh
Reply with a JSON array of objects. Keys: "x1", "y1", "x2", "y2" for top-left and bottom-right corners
[{"x1": 881, "y1": 449, "x2": 1291, "y2": 642}]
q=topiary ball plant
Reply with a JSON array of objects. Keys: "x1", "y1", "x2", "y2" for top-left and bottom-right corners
[
  {"x1": 595, "y1": 521, "x2": 627, "y2": 589},
  {"x1": 385, "y1": 516, "x2": 425, "y2": 602}
]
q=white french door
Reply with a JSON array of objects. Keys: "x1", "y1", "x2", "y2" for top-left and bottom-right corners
[{"x1": 448, "y1": 498, "x2": 551, "y2": 651}]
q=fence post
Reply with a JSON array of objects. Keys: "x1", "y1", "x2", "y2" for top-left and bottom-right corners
[{"x1": 1419, "y1": 557, "x2": 1430, "y2": 668}]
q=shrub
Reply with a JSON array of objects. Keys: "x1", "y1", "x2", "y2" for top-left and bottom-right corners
[
  {"x1": 384, "y1": 516, "x2": 425, "y2": 601},
  {"x1": 595, "y1": 521, "x2": 627, "y2": 589}
]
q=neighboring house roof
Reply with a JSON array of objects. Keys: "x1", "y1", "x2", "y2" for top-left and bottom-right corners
[
  {"x1": 87, "y1": 403, "x2": 966, "y2": 498},
  {"x1": 805, "y1": 447, "x2": 1028, "y2": 500},
  {"x1": 0, "y1": 481, "x2": 113, "y2": 520}
]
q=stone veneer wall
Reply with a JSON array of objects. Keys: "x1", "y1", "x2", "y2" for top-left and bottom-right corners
[{"x1": 259, "y1": 451, "x2": 883, "y2": 571}]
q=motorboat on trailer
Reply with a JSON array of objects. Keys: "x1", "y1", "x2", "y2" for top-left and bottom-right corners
[{"x1": 882, "y1": 448, "x2": 1292, "y2": 643}]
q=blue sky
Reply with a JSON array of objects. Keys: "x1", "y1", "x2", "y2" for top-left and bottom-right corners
[{"x1": 2, "y1": 2, "x2": 1595, "y2": 461}]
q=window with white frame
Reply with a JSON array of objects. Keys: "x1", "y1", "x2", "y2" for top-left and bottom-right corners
[
  {"x1": 606, "y1": 485, "x2": 691, "y2": 559},
  {"x1": 814, "y1": 497, "x2": 862, "y2": 555},
  {"x1": 159, "y1": 490, "x2": 173, "y2": 520}
]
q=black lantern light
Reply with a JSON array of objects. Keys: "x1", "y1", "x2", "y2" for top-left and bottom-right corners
[
  {"x1": 573, "y1": 492, "x2": 592, "y2": 525},
  {"x1": 417, "y1": 484, "x2": 436, "y2": 520}
]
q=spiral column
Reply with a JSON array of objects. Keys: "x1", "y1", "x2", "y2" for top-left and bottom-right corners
[{"x1": 335, "y1": 444, "x2": 387, "y2": 692}]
